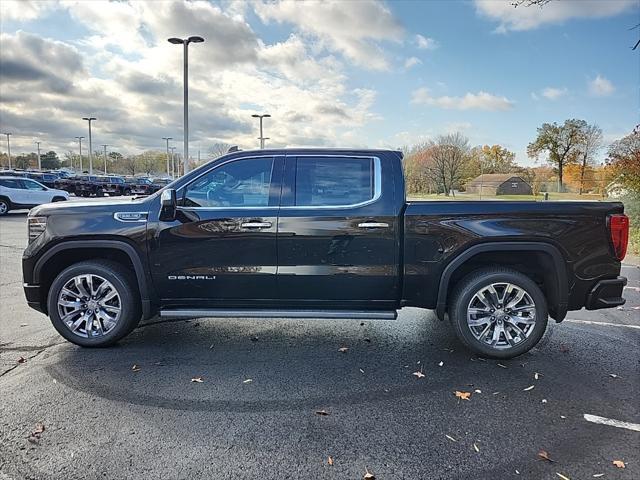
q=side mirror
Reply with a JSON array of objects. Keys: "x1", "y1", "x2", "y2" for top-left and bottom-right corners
[{"x1": 160, "y1": 188, "x2": 177, "y2": 221}]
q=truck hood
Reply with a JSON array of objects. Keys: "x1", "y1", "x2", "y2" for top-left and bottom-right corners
[{"x1": 30, "y1": 197, "x2": 150, "y2": 216}]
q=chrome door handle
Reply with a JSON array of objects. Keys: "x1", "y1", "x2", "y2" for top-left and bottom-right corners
[
  {"x1": 241, "y1": 222, "x2": 272, "y2": 229},
  {"x1": 358, "y1": 222, "x2": 389, "y2": 229}
]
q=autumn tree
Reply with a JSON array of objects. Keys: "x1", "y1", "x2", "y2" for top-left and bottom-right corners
[
  {"x1": 480, "y1": 144, "x2": 517, "y2": 173},
  {"x1": 527, "y1": 119, "x2": 586, "y2": 192},
  {"x1": 575, "y1": 124, "x2": 603, "y2": 194},
  {"x1": 403, "y1": 142, "x2": 437, "y2": 194},
  {"x1": 607, "y1": 129, "x2": 640, "y2": 194}
]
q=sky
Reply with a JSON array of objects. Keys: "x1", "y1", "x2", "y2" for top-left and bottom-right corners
[{"x1": 0, "y1": 0, "x2": 638, "y2": 166}]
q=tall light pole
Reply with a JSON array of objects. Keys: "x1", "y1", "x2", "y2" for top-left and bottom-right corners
[
  {"x1": 75, "y1": 136, "x2": 84, "y2": 172},
  {"x1": 3, "y1": 133, "x2": 11, "y2": 169},
  {"x1": 102, "y1": 144, "x2": 109, "y2": 174},
  {"x1": 82, "y1": 117, "x2": 96, "y2": 174},
  {"x1": 169, "y1": 146, "x2": 176, "y2": 178},
  {"x1": 251, "y1": 114, "x2": 271, "y2": 149},
  {"x1": 35, "y1": 141, "x2": 41, "y2": 170},
  {"x1": 168, "y1": 35, "x2": 204, "y2": 175},
  {"x1": 162, "y1": 137, "x2": 172, "y2": 178}
]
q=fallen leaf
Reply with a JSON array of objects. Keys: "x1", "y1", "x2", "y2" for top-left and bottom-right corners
[
  {"x1": 413, "y1": 371, "x2": 425, "y2": 379},
  {"x1": 473, "y1": 443, "x2": 480, "y2": 452},
  {"x1": 327, "y1": 456, "x2": 333, "y2": 466},
  {"x1": 338, "y1": 347, "x2": 349, "y2": 353},
  {"x1": 243, "y1": 378, "x2": 253, "y2": 384},
  {"x1": 474, "y1": 389, "x2": 482, "y2": 394},
  {"x1": 363, "y1": 469, "x2": 375, "y2": 480},
  {"x1": 497, "y1": 363, "x2": 508, "y2": 369},
  {"x1": 191, "y1": 377, "x2": 204, "y2": 383},
  {"x1": 131, "y1": 364, "x2": 140, "y2": 372},
  {"x1": 28, "y1": 423, "x2": 45, "y2": 443},
  {"x1": 538, "y1": 450, "x2": 555, "y2": 463},
  {"x1": 315, "y1": 410, "x2": 330, "y2": 416},
  {"x1": 455, "y1": 391, "x2": 471, "y2": 401},
  {"x1": 523, "y1": 385, "x2": 535, "y2": 391},
  {"x1": 17, "y1": 356, "x2": 26, "y2": 364},
  {"x1": 608, "y1": 373, "x2": 620, "y2": 379},
  {"x1": 612, "y1": 460, "x2": 625, "y2": 468},
  {"x1": 556, "y1": 473, "x2": 571, "y2": 480},
  {"x1": 438, "y1": 361, "x2": 444, "y2": 367},
  {"x1": 445, "y1": 434, "x2": 457, "y2": 442}
]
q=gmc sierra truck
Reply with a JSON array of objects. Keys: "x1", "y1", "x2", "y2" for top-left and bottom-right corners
[{"x1": 22, "y1": 149, "x2": 629, "y2": 358}]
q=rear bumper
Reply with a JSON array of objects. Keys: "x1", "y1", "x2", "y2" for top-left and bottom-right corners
[
  {"x1": 24, "y1": 283, "x2": 45, "y2": 313},
  {"x1": 585, "y1": 276, "x2": 627, "y2": 310}
]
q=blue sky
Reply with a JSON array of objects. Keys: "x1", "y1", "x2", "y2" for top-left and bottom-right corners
[{"x1": 0, "y1": 0, "x2": 638, "y2": 165}]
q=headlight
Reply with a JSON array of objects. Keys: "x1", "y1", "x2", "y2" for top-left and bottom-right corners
[{"x1": 28, "y1": 216, "x2": 47, "y2": 243}]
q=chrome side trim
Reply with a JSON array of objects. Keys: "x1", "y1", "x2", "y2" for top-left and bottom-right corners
[
  {"x1": 113, "y1": 212, "x2": 149, "y2": 222},
  {"x1": 159, "y1": 309, "x2": 398, "y2": 320}
]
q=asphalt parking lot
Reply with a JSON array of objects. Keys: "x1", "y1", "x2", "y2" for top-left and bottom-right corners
[{"x1": 1, "y1": 202, "x2": 639, "y2": 480}]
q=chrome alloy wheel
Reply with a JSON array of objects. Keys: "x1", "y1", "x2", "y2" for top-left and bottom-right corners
[
  {"x1": 466, "y1": 282, "x2": 537, "y2": 350},
  {"x1": 57, "y1": 274, "x2": 122, "y2": 338}
]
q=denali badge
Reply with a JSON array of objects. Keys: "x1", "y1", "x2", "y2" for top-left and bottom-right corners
[{"x1": 168, "y1": 275, "x2": 216, "y2": 280}]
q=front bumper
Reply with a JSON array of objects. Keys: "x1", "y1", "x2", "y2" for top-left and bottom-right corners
[
  {"x1": 24, "y1": 283, "x2": 45, "y2": 313},
  {"x1": 585, "y1": 276, "x2": 627, "y2": 310}
]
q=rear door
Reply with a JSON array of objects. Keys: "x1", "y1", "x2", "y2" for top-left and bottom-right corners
[
  {"x1": 19, "y1": 179, "x2": 50, "y2": 204},
  {"x1": 148, "y1": 155, "x2": 283, "y2": 306},
  {"x1": 276, "y1": 154, "x2": 400, "y2": 310}
]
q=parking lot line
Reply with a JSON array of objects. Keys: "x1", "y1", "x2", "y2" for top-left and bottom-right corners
[
  {"x1": 583, "y1": 414, "x2": 640, "y2": 432},
  {"x1": 564, "y1": 319, "x2": 640, "y2": 330}
]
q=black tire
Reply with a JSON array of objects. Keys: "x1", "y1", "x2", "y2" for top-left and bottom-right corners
[
  {"x1": 124, "y1": 189, "x2": 131, "y2": 196},
  {"x1": 448, "y1": 267, "x2": 548, "y2": 359},
  {"x1": 52, "y1": 196, "x2": 67, "y2": 202},
  {"x1": 47, "y1": 260, "x2": 141, "y2": 347},
  {"x1": 96, "y1": 188, "x2": 104, "y2": 197},
  {"x1": 0, "y1": 197, "x2": 10, "y2": 216}
]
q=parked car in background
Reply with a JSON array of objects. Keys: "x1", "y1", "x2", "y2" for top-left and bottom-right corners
[
  {"x1": 75, "y1": 175, "x2": 105, "y2": 197},
  {"x1": 0, "y1": 176, "x2": 68, "y2": 215},
  {"x1": 54, "y1": 175, "x2": 78, "y2": 195},
  {"x1": 102, "y1": 176, "x2": 128, "y2": 196},
  {"x1": 25, "y1": 172, "x2": 60, "y2": 189},
  {"x1": 124, "y1": 177, "x2": 163, "y2": 195}
]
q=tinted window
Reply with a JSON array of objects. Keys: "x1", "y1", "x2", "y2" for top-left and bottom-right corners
[
  {"x1": 0, "y1": 179, "x2": 21, "y2": 188},
  {"x1": 22, "y1": 179, "x2": 45, "y2": 190},
  {"x1": 184, "y1": 158, "x2": 274, "y2": 208},
  {"x1": 295, "y1": 157, "x2": 374, "y2": 206}
]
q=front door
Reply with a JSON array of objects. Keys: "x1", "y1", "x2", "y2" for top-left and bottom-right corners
[
  {"x1": 276, "y1": 154, "x2": 400, "y2": 310},
  {"x1": 148, "y1": 155, "x2": 283, "y2": 308}
]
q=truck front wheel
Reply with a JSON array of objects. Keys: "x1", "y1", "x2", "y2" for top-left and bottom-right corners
[
  {"x1": 448, "y1": 267, "x2": 548, "y2": 359},
  {"x1": 46, "y1": 260, "x2": 141, "y2": 347}
]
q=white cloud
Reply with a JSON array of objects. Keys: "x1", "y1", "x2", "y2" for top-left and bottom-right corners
[
  {"x1": 415, "y1": 34, "x2": 438, "y2": 50},
  {"x1": 404, "y1": 56, "x2": 421, "y2": 69},
  {"x1": 474, "y1": 0, "x2": 636, "y2": 32},
  {"x1": 411, "y1": 88, "x2": 514, "y2": 111},
  {"x1": 445, "y1": 122, "x2": 472, "y2": 133},
  {"x1": 0, "y1": 0, "x2": 55, "y2": 22},
  {"x1": 589, "y1": 75, "x2": 615, "y2": 96},
  {"x1": 254, "y1": 0, "x2": 403, "y2": 70},
  {"x1": 541, "y1": 87, "x2": 568, "y2": 100}
]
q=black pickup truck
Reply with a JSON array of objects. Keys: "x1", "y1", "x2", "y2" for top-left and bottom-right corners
[{"x1": 22, "y1": 149, "x2": 629, "y2": 358}]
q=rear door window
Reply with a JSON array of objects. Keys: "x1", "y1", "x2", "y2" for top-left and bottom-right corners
[{"x1": 294, "y1": 157, "x2": 375, "y2": 207}]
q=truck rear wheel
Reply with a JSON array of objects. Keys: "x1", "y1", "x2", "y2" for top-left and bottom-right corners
[
  {"x1": 46, "y1": 260, "x2": 141, "y2": 347},
  {"x1": 0, "y1": 197, "x2": 10, "y2": 216},
  {"x1": 448, "y1": 267, "x2": 548, "y2": 359}
]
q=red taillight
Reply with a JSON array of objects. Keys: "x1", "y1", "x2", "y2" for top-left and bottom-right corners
[{"x1": 608, "y1": 214, "x2": 629, "y2": 261}]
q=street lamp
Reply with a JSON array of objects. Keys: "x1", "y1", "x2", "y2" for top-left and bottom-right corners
[
  {"x1": 82, "y1": 117, "x2": 96, "y2": 174},
  {"x1": 162, "y1": 136, "x2": 172, "y2": 178},
  {"x1": 168, "y1": 35, "x2": 204, "y2": 175},
  {"x1": 251, "y1": 114, "x2": 271, "y2": 149},
  {"x1": 35, "y1": 141, "x2": 41, "y2": 170},
  {"x1": 102, "y1": 144, "x2": 109, "y2": 174},
  {"x1": 3, "y1": 133, "x2": 11, "y2": 169},
  {"x1": 75, "y1": 136, "x2": 84, "y2": 172},
  {"x1": 169, "y1": 146, "x2": 176, "y2": 178}
]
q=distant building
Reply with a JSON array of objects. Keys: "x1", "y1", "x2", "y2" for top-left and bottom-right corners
[{"x1": 466, "y1": 174, "x2": 532, "y2": 196}]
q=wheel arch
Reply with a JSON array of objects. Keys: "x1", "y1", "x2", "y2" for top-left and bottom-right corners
[
  {"x1": 33, "y1": 240, "x2": 153, "y2": 319},
  {"x1": 436, "y1": 241, "x2": 568, "y2": 322}
]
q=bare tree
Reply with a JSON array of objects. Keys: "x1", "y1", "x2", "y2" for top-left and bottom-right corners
[
  {"x1": 429, "y1": 132, "x2": 470, "y2": 196},
  {"x1": 208, "y1": 142, "x2": 232, "y2": 160},
  {"x1": 576, "y1": 124, "x2": 603, "y2": 194}
]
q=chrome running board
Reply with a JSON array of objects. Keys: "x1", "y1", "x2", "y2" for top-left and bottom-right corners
[{"x1": 159, "y1": 309, "x2": 398, "y2": 320}]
